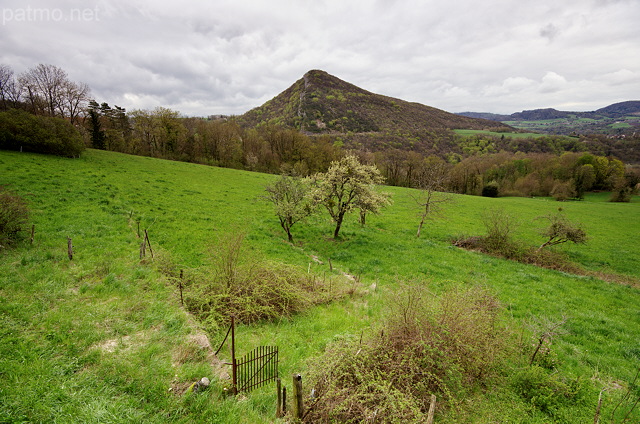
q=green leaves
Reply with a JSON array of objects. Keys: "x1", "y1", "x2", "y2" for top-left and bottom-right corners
[
  {"x1": 310, "y1": 155, "x2": 390, "y2": 238},
  {"x1": 264, "y1": 174, "x2": 315, "y2": 242}
]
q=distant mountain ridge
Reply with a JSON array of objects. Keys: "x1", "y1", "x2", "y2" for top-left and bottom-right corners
[
  {"x1": 238, "y1": 70, "x2": 511, "y2": 135},
  {"x1": 460, "y1": 101, "x2": 640, "y2": 121},
  {"x1": 596, "y1": 101, "x2": 640, "y2": 116},
  {"x1": 458, "y1": 101, "x2": 640, "y2": 135}
]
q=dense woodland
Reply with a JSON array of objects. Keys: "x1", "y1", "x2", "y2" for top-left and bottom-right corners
[{"x1": 1, "y1": 63, "x2": 639, "y2": 201}]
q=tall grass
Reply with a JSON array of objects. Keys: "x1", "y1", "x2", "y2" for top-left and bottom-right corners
[{"x1": 1, "y1": 149, "x2": 638, "y2": 422}]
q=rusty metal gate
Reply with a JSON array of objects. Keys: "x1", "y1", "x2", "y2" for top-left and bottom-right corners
[
  {"x1": 236, "y1": 345, "x2": 278, "y2": 393},
  {"x1": 215, "y1": 316, "x2": 279, "y2": 394}
]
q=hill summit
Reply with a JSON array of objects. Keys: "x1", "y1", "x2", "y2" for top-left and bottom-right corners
[{"x1": 238, "y1": 70, "x2": 510, "y2": 135}]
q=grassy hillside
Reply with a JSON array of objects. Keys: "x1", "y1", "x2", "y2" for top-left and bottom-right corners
[{"x1": 1, "y1": 149, "x2": 639, "y2": 423}]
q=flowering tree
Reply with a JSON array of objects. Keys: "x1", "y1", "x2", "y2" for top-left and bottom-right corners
[{"x1": 311, "y1": 155, "x2": 390, "y2": 239}]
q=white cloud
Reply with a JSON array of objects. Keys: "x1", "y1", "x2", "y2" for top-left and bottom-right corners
[
  {"x1": 0, "y1": 0, "x2": 638, "y2": 115},
  {"x1": 599, "y1": 69, "x2": 639, "y2": 86},
  {"x1": 540, "y1": 72, "x2": 568, "y2": 93}
]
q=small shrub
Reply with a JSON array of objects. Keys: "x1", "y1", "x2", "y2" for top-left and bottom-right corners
[
  {"x1": 481, "y1": 181, "x2": 499, "y2": 197},
  {"x1": 185, "y1": 261, "x2": 317, "y2": 325},
  {"x1": 529, "y1": 337, "x2": 560, "y2": 370},
  {"x1": 609, "y1": 186, "x2": 632, "y2": 202},
  {"x1": 0, "y1": 186, "x2": 30, "y2": 249},
  {"x1": 163, "y1": 233, "x2": 354, "y2": 329},
  {"x1": 512, "y1": 366, "x2": 589, "y2": 415},
  {"x1": 304, "y1": 284, "x2": 512, "y2": 423},
  {"x1": 479, "y1": 209, "x2": 525, "y2": 258}
]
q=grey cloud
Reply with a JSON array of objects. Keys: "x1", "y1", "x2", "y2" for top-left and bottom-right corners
[
  {"x1": 0, "y1": 0, "x2": 638, "y2": 115},
  {"x1": 539, "y1": 23, "x2": 560, "y2": 41}
]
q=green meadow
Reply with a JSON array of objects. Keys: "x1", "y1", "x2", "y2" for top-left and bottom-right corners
[
  {"x1": 1, "y1": 149, "x2": 638, "y2": 423},
  {"x1": 453, "y1": 129, "x2": 552, "y2": 139}
]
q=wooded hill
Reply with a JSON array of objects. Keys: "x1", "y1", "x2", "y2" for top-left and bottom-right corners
[{"x1": 238, "y1": 70, "x2": 512, "y2": 149}]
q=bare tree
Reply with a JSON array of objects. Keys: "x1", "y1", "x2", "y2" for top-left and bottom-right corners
[
  {"x1": 19, "y1": 64, "x2": 69, "y2": 117},
  {"x1": 537, "y1": 213, "x2": 587, "y2": 251},
  {"x1": 17, "y1": 63, "x2": 89, "y2": 122},
  {"x1": 0, "y1": 64, "x2": 17, "y2": 110},
  {"x1": 527, "y1": 315, "x2": 568, "y2": 366},
  {"x1": 411, "y1": 157, "x2": 451, "y2": 238},
  {"x1": 62, "y1": 80, "x2": 90, "y2": 125}
]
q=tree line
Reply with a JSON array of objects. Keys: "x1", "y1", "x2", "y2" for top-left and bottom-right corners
[
  {"x1": 0, "y1": 63, "x2": 88, "y2": 157},
  {"x1": 1, "y1": 63, "x2": 638, "y2": 200},
  {"x1": 81, "y1": 101, "x2": 639, "y2": 202},
  {"x1": 0, "y1": 63, "x2": 90, "y2": 125}
]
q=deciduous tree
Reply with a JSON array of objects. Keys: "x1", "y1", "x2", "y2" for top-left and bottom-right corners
[
  {"x1": 411, "y1": 157, "x2": 451, "y2": 238},
  {"x1": 311, "y1": 155, "x2": 390, "y2": 239},
  {"x1": 19, "y1": 64, "x2": 68, "y2": 117},
  {"x1": 537, "y1": 213, "x2": 587, "y2": 251},
  {"x1": 264, "y1": 174, "x2": 315, "y2": 242},
  {"x1": 0, "y1": 65, "x2": 18, "y2": 110}
]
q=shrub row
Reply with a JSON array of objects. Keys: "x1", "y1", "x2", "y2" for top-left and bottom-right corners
[{"x1": 0, "y1": 109, "x2": 84, "y2": 157}]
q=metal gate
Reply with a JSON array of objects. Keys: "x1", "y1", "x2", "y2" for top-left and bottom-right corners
[
  {"x1": 215, "y1": 316, "x2": 279, "y2": 394},
  {"x1": 237, "y1": 345, "x2": 278, "y2": 393}
]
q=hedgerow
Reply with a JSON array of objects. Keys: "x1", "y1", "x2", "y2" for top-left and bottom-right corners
[{"x1": 0, "y1": 109, "x2": 84, "y2": 157}]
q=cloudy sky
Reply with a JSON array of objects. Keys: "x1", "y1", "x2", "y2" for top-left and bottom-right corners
[{"x1": 1, "y1": 0, "x2": 638, "y2": 116}]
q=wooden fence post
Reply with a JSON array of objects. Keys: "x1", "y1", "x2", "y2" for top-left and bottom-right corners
[
  {"x1": 30, "y1": 225, "x2": 35, "y2": 244},
  {"x1": 292, "y1": 374, "x2": 303, "y2": 420},
  {"x1": 426, "y1": 394, "x2": 437, "y2": 424},
  {"x1": 67, "y1": 237, "x2": 73, "y2": 260},
  {"x1": 276, "y1": 378, "x2": 283, "y2": 418},
  {"x1": 179, "y1": 269, "x2": 184, "y2": 307},
  {"x1": 282, "y1": 386, "x2": 287, "y2": 416},
  {"x1": 144, "y1": 229, "x2": 154, "y2": 258},
  {"x1": 231, "y1": 316, "x2": 237, "y2": 395}
]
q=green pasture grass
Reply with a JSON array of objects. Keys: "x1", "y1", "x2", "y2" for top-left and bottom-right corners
[
  {"x1": 610, "y1": 122, "x2": 632, "y2": 129},
  {"x1": 453, "y1": 129, "x2": 547, "y2": 139},
  {"x1": 503, "y1": 119, "x2": 565, "y2": 126},
  {"x1": 1, "y1": 149, "x2": 639, "y2": 423}
]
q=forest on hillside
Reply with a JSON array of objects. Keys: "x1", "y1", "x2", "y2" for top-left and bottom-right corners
[{"x1": 1, "y1": 63, "x2": 639, "y2": 201}]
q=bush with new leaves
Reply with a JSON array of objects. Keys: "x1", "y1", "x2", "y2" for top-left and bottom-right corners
[
  {"x1": 0, "y1": 109, "x2": 84, "y2": 157},
  {"x1": 537, "y1": 213, "x2": 587, "y2": 251},
  {"x1": 0, "y1": 186, "x2": 29, "y2": 250},
  {"x1": 159, "y1": 231, "x2": 356, "y2": 333},
  {"x1": 304, "y1": 285, "x2": 511, "y2": 423}
]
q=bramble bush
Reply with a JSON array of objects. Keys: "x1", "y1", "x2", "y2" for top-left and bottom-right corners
[
  {"x1": 0, "y1": 186, "x2": 29, "y2": 250},
  {"x1": 156, "y1": 232, "x2": 356, "y2": 333},
  {"x1": 304, "y1": 284, "x2": 512, "y2": 423},
  {"x1": 451, "y1": 209, "x2": 586, "y2": 274},
  {"x1": 512, "y1": 365, "x2": 589, "y2": 415}
]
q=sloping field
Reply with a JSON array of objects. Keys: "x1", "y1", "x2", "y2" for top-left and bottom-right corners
[{"x1": 1, "y1": 149, "x2": 638, "y2": 423}]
